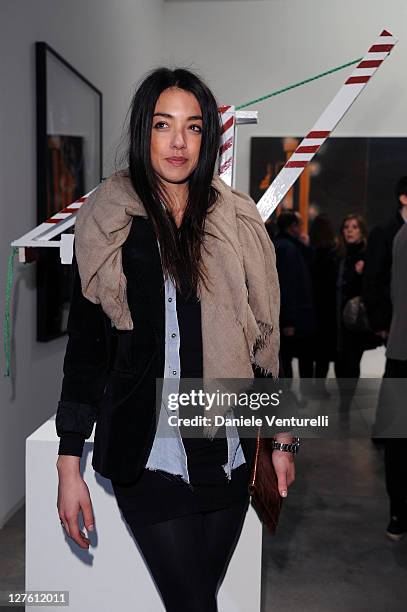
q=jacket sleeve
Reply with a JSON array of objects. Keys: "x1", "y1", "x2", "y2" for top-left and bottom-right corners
[{"x1": 56, "y1": 255, "x2": 113, "y2": 457}]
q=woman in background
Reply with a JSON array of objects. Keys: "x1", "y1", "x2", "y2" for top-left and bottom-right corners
[{"x1": 335, "y1": 213, "x2": 377, "y2": 410}]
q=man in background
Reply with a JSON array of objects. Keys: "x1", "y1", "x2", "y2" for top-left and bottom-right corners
[
  {"x1": 363, "y1": 176, "x2": 407, "y2": 342},
  {"x1": 374, "y1": 222, "x2": 407, "y2": 540},
  {"x1": 273, "y1": 212, "x2": 316, "y2": 388},
  {"x1": 363, "y1": 177, "x2": 407, "y2": 539}
]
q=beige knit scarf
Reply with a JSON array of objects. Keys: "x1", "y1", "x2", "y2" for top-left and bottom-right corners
[{"x1": 74, "y1": 170, "x2": 280, "y2": 437}]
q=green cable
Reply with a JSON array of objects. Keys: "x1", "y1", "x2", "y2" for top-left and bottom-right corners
[
  {"x1": 3, "y1": 247, "x2": 18, "y2": 377},
  {"x1": 235, "y1": 57, "x2": 363, "y2": 110}
]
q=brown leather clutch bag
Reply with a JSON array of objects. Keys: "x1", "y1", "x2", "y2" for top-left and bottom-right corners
[{"x1": 249, "y1": 428, "x2": 283, "y2": 535}]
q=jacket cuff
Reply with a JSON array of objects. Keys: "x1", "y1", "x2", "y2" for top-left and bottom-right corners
[
  {"x1": 55, "y1": 400, "x2": 97, "y2": 438},
  {"x1": 58, "y1": 432, "x2": 86, "y2": 457}
]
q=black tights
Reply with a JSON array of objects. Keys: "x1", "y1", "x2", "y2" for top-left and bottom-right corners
[{"x1": 126, "y1": 499, "x2": 249, "y2": 612}]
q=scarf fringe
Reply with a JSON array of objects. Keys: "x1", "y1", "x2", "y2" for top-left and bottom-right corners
[{"x1": 249, "y1": 320, "x2": 276, "y2": 377}]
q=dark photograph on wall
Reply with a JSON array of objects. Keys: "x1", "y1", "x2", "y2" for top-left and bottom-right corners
[
  {"x1": 36, "y1": 42, "x2": 102, "y2": 341},
  {"x1": 47, "y1": 135, "x2": 84, "y2": 219},
  {"x1": 250, "y1": 136, "x2": 407, "y2": 232}
]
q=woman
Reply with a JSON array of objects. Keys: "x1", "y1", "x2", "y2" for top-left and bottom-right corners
[
  {"x1": 334, "y1": 213, "x2": 377, "y2": 410},
  {"x1": 55, "y1": 67, "x2": 296, "y2": 612}
]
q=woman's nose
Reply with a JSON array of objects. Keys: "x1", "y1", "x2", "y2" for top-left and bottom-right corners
[{"x1": 170, "y1": 129, "x2": 186, "y2": 149}]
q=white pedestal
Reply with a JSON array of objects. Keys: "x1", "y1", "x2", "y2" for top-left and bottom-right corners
[{"x1": 26, "y1": 417, "x2": 263, "y2": 611}]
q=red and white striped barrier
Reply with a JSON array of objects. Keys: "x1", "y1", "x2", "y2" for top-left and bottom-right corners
[
  {"x1": 12, "y1": 108, "x2": 257, "y2": 262},
  {"x1": 218, "y1": 107, "x2": 258, "y2": 187},
  {"x1": 12, "y1": 188, "x2": 97, "y2": 248},
  {"x1": 218, "y1": 105, "x2": 236, "y2": 187},
  {"x1": 256, "y1": 29, "x2": 398, "y2": 222},
  {"x1": 12, "y1": 187, "x2": 98, "y2": 263},
  {"x1": 11, "y1": 29, "x2": 397, "y2": 261}
]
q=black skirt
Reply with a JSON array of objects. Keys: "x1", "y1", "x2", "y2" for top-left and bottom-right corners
[{"x1": 111, "y1": 276, "x2": 250, "y2": 526}]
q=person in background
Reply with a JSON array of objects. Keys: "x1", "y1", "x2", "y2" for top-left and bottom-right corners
[
  {"x1": 363, "y1": 176, "x2": 407, "y2": 343},
  {"x1": 335, "y1": 214, "x2": 379, "y2": 411},
  {"x1": 378, "y1": 222, "x2": 407, "y2": 540},
  {"x1": 309, "y1": 214, "x2": 338, "y2": 396},
  {"x1": 273, "y1": 211, "x2": 316, "y2": 389},
  {"x1": 373, "y1": 222, "x2": 407, "y2": 540},
  {"x1": 265, "y1": 217, "x2": 278, "y2": 241}
]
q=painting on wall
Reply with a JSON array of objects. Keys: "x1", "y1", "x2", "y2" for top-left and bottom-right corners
[
  {"x1": 47, "y1": 135, "x2": 84, "y2": 218},
  {"x1": 36, "y1": 42, "x2": 102, "y2": 341},
  {"x1": 250, "y1": 137, "x2": 407, "y2": 233}
]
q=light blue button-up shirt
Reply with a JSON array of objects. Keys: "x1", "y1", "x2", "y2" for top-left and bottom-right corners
[{"x1": 145, "y1": 241, "x2": 246, "y2": 485}]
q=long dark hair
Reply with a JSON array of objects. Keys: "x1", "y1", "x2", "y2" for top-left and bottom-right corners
[{"x1": 125, "y1": 67, "x2": 221, "y2": 297}]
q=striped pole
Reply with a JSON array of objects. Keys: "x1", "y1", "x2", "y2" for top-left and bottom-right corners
[
  {"x1": 12, "y1": 108, "x2": 256, "y2": 260},
  {"x1": 11, "y1": 186, "x2": 98, "y2": 255},
  {"x1": 256, "y1": 29, "x2": 398, "y2": 222},
  {"x1": 218, "y1": 105, "x2": 236, "y2": 187}
]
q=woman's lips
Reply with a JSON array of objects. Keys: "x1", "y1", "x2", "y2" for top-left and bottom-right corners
[{"x1": 166, "y1": 157, "x2": 187, "y2": 166}]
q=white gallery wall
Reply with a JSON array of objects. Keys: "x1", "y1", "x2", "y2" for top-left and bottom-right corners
[
  {"x1": 164, "y1": 0, "x2": 407, "y2": 193},
  {"x1": 1, "y1": 0, "x2": 407, "y2": 527},
  {"x1": 0, "y1": 0, "x2": 165, "y2": 528}
]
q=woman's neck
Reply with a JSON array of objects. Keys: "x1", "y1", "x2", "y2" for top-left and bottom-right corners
[
  {"x1": 346, "y1": 240, "x2": 363, "y2": 254},
  {"x1": 163, "y1": 181, "x2": 188, "y2": 228}
]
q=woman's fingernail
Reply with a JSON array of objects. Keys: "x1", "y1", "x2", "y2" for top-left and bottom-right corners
[
  {"x1": 87, "y1": 524, "x2": 94, "y2": 531},
  {"x1": 281, "y1": 490, "x2": 287, "y2": 497}
]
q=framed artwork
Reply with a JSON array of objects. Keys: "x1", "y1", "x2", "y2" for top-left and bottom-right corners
[
  {"x1": 35, "y1": 42, "x2": 102, "y2": 341},
  {"x1": 250, "y1": 137, "x2": 407, "y2": 233}
]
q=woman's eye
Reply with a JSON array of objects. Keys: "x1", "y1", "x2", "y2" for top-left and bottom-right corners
[
  {"x1": 190, "y1": 124, "x2": 202, "y2": 133},
  {"x1": 154, "y1": 121, "x2": 168, "y2": 129}
]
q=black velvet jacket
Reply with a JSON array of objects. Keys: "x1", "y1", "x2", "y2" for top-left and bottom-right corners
[{"x1": 56, "y1": 216, "x2": 258, "y2": 484}]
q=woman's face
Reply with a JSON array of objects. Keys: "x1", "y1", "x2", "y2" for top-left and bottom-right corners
[
  {"x1": 342, "y1": 218, "x2": 362, "y2": 244},
  {"x1": 150, "y1": 87, "x2": 203, "y2": 187}
]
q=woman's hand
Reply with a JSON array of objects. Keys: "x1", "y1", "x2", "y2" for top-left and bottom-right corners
[
  {"x1": 355, "y1": 259, "x2": 364, "y2": 274},
  {"x1": 272, "y1": 433, "x2": 296, "y2": 498},
  {"x1": 56, "y1": 456, "x2": 94, "y2": 549}
]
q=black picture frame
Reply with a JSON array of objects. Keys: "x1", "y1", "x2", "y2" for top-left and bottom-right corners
[{"x1": 35, "y1": 42, "x2": 103, "y2": 341}]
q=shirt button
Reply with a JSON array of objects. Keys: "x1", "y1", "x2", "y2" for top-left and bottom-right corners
[
  {"x1": 172, "y1": 370, "x2": 177, "y2": 375},
  {"x1": 168, "y1": 297, "x2": 172, "y2": 302},
  {"x1": 171, "y1": 332, "x2": 177, "y2": 338}
]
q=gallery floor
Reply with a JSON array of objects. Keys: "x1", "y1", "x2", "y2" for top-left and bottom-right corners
[
  {"x1": 262, "y1": 347, "x2": 406, "y2": 611},
  {"x1": 1, "y1": 348, "x2": 406, "y2": 611}
]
